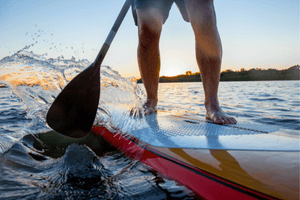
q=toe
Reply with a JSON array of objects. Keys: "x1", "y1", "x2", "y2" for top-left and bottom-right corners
[
  {"x1": 228, "y1": 116, "x2": 237, "y2": 124},
  {"x1": 213, "y1": 116, "x2": 225, "y2": 124},
  {"x1": 144, "y1": 108, "x2": 156, "y2": 115},
  {"x1": 224, "y1": 116, "x2": 237, "y2": 124}
]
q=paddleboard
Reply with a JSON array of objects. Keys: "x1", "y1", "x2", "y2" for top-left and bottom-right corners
[{"x1": 91, "y1": 111, "x2": 299, "y2": 200}]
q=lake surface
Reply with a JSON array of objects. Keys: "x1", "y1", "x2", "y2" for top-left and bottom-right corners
[
  {"x1": 0, "y1": 50, "x2": 299, "y2": 199},
  {"x1": 155, "y1": 81, "x2": 300, "y2": 131}
]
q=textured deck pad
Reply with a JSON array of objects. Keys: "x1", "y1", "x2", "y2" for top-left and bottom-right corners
[{"x1": 126, "y1": 113, "x2": 299, "y2": 151}]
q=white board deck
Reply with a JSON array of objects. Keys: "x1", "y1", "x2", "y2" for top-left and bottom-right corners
[{"x1": 124, "y1": 113, "x2": 300, "y2": 151}]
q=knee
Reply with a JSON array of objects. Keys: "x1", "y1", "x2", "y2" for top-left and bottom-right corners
[
  {"x1": 138, "y1": 20, "x2": 162, "y2": 48},
  {"x1": 136, "y1": 7, "x2": 163, "y2": 48},
  {"x1": 186, "y1": 0, "x2": 216, "y2": 27}
]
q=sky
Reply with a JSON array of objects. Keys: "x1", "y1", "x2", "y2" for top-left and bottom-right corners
[{"x1": 0, "y1": 0, "x2": 299, "y2": 78}]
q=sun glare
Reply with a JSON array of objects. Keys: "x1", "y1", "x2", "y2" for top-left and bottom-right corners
[{"x1": 162, "y1": 59, "x2": 186, "y2": 77}]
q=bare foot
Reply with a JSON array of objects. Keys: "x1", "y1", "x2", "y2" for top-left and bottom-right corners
[
  {"x1": 143, "y1": 99, "x2": 157, "y2": 115},
  {"x1": 129, "y1": 99, "x2": 157, "y2": 117},
  {"x1": 205, "y1": 100, "x2": 237, "y2": 124}
]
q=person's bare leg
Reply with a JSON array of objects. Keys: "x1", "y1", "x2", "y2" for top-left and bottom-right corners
[
  {"x1": 136, "y1": 8, "x2": 164, "y2": 114},
  {"x1": 185, "y1": 0, "x2": 236, "y2": 124}
]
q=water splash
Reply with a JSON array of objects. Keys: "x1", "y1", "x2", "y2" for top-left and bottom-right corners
[
  {"x1": 0, "y1": 48, "x2": 145, "y2": 152},
  {"x1": 96, "y1": 65, "x2": 146, "y2": 132}
]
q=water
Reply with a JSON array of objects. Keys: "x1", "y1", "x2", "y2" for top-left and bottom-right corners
[
  {"x1": 0, "y1": 50, "x2": 299, "y2": 199},
  {"x1": 0, "y1": 50, "x2": 195, "y2": 200},
  {"x1": 156, "y1": 81, "x2": 300, "y2": 131}
]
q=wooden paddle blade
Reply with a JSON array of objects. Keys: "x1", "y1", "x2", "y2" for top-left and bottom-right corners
[{"x1": 46, "y1": 63, "x2": 100, "y2": 138}]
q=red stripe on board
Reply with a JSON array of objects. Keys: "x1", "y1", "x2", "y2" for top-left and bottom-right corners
[
  {"x1": 91, "y1": 126, "x2": 276, "y2": 200},
  {"x1": 144, "y1": 146, "x2": 277, "y2": 200}
]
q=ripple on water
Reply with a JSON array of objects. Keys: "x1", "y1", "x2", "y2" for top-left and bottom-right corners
[
  {"x1": 1, "y1": 133, "x2": 196, "y2": 199},
  {"x1": 249, "y1": 97, "x2": 285, "y2": 102}
]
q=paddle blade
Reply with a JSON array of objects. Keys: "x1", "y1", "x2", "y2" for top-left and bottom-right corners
[{"x1": 46, "y1": 64, "x2": 100, "y2": 138}]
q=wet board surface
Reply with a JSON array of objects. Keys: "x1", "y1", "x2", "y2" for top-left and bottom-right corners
[
  {"x1": 124, "y1": 112, "x2": 299, "y2": 151},
  {"x1": 92, "y1": 112, "x2": 300, "y2": 199}
]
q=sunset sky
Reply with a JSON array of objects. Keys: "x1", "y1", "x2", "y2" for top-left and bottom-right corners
[{"x1": 1, "y1": 0, "x2": 299, "y2": 78}]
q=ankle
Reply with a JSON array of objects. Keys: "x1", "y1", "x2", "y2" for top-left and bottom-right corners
[
  {"x1": 145, "y1": 98, "x2": 158, "y2": 107},
  {"x1": 204, "y1": 97, "x2": 219, "y2": 109}
]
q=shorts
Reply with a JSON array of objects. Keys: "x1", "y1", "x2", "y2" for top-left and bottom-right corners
[{"x1": 131, "y1": 0, "x2": 189, "y2": 26}]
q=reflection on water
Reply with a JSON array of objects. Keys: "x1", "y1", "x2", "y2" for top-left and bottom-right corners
[{"x1": 0, "y1": 49, "x2": 299, "y2": 199}]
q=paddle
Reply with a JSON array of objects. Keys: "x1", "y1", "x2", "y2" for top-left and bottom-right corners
[{"x1": 46, "y1": 0, "x2": 131, "y2": 138}]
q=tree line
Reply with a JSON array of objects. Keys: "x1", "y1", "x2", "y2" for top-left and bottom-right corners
[{"x1": 137, "y1": 65, "x2": 300, "y2": 83}]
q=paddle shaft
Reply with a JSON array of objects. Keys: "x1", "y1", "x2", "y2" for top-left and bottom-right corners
[
  {"x1": 94, "y1": 0, "x2": 131, "y2": 68},
  {"x1": 46, "y1": 0, "x2": 131, "y2": 137}
]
